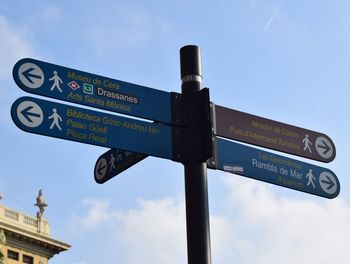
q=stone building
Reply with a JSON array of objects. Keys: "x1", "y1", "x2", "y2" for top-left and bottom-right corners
[{"x1": 0, "y1": 191, "x2": 70, "y2": 264}]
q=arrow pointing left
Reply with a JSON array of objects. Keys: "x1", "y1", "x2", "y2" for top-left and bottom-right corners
[
  {"x1": 16, "y1": 101, "x2": 44, "y2": 128},
  {"x1": 21, "y1": 105, "x2": 42, "y2": 123},
  {"x1": 97, "y1": 161, "x2": 107, "y2": 175},
  {"x1": 95, "y1": 158, "x2": 108, "y2": 182},
  {"x1": 22, "y1": 67, "x2": 42, "y2": 84},
  {"x1": 17, "y1": 62, "x2": 44, "y2": 89}
]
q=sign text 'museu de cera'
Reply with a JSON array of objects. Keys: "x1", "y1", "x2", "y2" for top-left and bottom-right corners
[{"x1": 13, "y1": 58, "x2": 172, "y2": 123}]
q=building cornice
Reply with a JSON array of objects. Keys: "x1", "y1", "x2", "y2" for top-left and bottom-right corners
[
  {"x1": 0, "y1": 222, "x2": 70, "y2": 258},
  {"x1": 0, "y1": 204, "x2": 70, "y2": 259}
]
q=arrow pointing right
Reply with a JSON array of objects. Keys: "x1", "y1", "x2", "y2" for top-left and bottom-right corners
[
  {"x1": 317, "y1": 140, "x2": 331, "y2": 155},
  {"x1": 321, "y1": 175, "x2": 335, "y2": 190},
  {"x1": 319, "y1": 171, "x2": 339, "y2": 195},
  {"x1": 315, "y1": 136, "x2": 334, "y2": 160}
]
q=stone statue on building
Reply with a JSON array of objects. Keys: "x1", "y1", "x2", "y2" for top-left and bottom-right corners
[
  {"x1": 0, "y1": 229, "x2": 5, "y2": 264},
  {"x1": 34, "y1": 189, "x2": 48, "y2": 218},
  {"x1": 0, "y1": 229, "x2": 5, "y2": 244}
]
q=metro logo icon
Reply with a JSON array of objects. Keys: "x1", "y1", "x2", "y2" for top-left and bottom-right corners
[{"x1": 68, "y1": 81, "x2": 80, "y2": 90}]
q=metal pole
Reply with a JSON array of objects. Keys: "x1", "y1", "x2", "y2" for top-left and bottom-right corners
[{"x1": 180, "y1": 45, "x2": 212, "y2": 264}]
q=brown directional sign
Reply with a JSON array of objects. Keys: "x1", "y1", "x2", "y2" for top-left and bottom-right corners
[{"x1": 214, "y1": 105, "x2": 336, "y2": 163}]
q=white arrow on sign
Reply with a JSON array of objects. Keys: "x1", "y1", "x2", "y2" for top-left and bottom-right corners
[
  {"x1": 315, "y1": 136, "x2": 334, "y2": 160},
  {"x1": 95, "y1": 158, "x2": 108, "y2": 181},
  {"x1": 16, "y1": 101, "x2": 44, "y2": 128},
  {"x1": 319, "y1": 171, "x2": 337, "y2": 195},
  {"x1": 18, "y1": 62, "x2": 44, "y2": 89}
]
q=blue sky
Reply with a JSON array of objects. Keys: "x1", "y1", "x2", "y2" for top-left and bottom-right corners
[{"x1": 1, "y1": 1, "x2": 350, "y2": 263}]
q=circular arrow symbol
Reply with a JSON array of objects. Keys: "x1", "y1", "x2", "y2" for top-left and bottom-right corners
[
  {"x1": 16, "y1": 101, "x2": 43, "y2": 128},
  {"x1": 319, "y1": 171, "x2": 337, "y2": 195},
  {"x1": 315, "y1": 136, "x2": 334, "y2": 160},
  {"x1": 18, "y1": 62, "x2": 44, "y2": 89},
  {"x1": 95, "y1": 158, "x2": 108, "y2": 182}
]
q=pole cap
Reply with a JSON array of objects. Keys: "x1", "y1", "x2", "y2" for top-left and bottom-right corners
[{"x1": 180, "y1": 45, "x2": 202, "y2": 78}]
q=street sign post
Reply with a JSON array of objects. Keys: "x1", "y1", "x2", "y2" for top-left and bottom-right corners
[
  {"x1": 11, "y1": 46, "x2": 340, "y2": 264},
  {"x1": 95, "y1": 149, "x2": 147, "y2": 183},
  {"x1": 11, "y1": 96, "x2": 173, "y2": 160},
  {"x1": 208, "y1": 138, "x2": 340, "y2": 199},
  {"x1": 13, "y1": 58, "x2": 173, "y2": 123},
  {"x1": 180, "y1": 46, "x2": 212, "y2": 264},
  {"x1": 214, "y1": 105, "x2": 336, "y2": 162}
]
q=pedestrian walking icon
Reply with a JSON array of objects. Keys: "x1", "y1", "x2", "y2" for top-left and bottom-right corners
[
  {"x1": 302, "y1": 134, "x2": 313, "y2": 153},
  {"x1": 306, "y1": 169, "x2": 316, "y2": 188},
  {"x1": 109, "y1": 153, "x2": 116, "y2": 172},
  {"x1": 48, "y1": 108, "x2": 62, "y2": 130},
  {"x1": 49, "y1": 71, "x2": 63, "y2": 92}
]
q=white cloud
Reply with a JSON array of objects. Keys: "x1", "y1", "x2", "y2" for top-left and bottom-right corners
[
  {"x1": 219, "y1": 175, "x2": 350, "y2": 264},
  {"x1": 71, "y1": 197, "x2": 186, "y2": 263},
  {"x1": 115, "y1": 198, "x2": 186, "y2": 264},
  {"x1": 0, "y1": 15, "x2": 36, "y2": 125},
  {"x1": 70, "y1": 198, "x2": 118, "y2": 231},
  {"x1": 0, "y1": 15, "x2": 36, "y2": 80},
  {"x1": 71, "y1": 177, "x2": 350, "y2": 264}
]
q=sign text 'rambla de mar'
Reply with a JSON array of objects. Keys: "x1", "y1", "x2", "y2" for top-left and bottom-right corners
[{"x1": 11, "y1": 47, "x2": 340, "y2": 264}]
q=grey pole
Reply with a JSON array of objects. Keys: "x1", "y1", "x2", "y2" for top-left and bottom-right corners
[{"x1": 180, "y1": 45, "x2": 212, "y2": 264}]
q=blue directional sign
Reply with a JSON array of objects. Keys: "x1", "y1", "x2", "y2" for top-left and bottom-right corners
[
  {"x1": 11, "y1": 96, "x2": 172, "y2": 159},
  {"x1": 209, "y1": 138, "x2": 340, "y2": 199},
  {"x1": 95, "y1": 149, "x2": 147, "y2": 183},
  {"x1": 13, "y1": 58, "x2": 172, "y2": 123}
]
